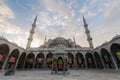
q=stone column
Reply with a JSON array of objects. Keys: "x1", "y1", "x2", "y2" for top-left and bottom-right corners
[
  {"x1": 14, "y1": 54, "x2": 21, "y2": 69},
  {"x1": 110, "y1": 53, "x2": 118, "y2": 69},
  {"x1": 83, "y1": 54, "x2": 87, "y2": 69},
  {"x1": 99, "y1": 54, "x2": 106, "y2": 69},
  {"x1": 22, "y1": 54, "x2": 28, "y2": 69},
  {"x1": 92, "y1": 53, "x2": 97, "y2": 69},
  {"x1": 2, "y1": 51, "x2": 12, "y2": 70},
  {"x1": 43, "y1": 52, "x2": 47, "y2": 69},
  {"x1": 32, "y1": 53, "x2": 37, "y2": 69},
  {"x1": 74, "y1": 57, "x2": 77, "y2": 69}
]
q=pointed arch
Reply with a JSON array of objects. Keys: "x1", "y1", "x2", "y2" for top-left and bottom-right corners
[
  {"x1": 57, "y1": 57, "x2": 63, "y2": 71},
  {"x1": 0, "y1": 44, "x2": 9, "y2": 69},
  {"x1": 68, "y1": 53, "x2": 74, "y2": 68},
  {"x1": 5, "y1": 49, "x2": 19, "y2": 69},
  {"x1": 17, "y1": 52, "x2": 26, "y2": 69},
  {"x1": 100, "y1": 48, "x2": 114, "y2": 69},
  {"x1": 85, "y1": 53, "x2": 95, "y2": 68},
  {"x1": 25, "y1": 53, "x2": 35, "y2": 69},
  {"x1": 46, "y1": 52, "x2": 53, "y2": 68},
  {"x1": 94, "y1": 52, "x2": 103, "y2": 69},
  {"x1": 35, "y1": 53, "x2": 44, "y2": 68},
  {"x1": 110, "y1": 43, "x2": 120, "y2": 68},
  {"x1": 76, "y1": 53, "x2": 84, "y2": 68}
]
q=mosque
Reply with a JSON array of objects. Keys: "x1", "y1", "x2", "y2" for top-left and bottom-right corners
[{"x1": 0, "y1": 15, "x2": 120, "y2": 71}]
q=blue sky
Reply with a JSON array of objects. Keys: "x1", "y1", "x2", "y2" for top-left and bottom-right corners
[{"x1": 0, "y1": 0, "x2": 120, "y2": 48}]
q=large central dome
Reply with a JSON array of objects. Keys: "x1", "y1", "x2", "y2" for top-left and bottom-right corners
[{"x1": 40, "y1": 37, "x2": 81, "y2": 48}]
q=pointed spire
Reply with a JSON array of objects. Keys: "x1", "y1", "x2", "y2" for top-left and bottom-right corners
[
  {"x1": 82, "y1": 15, "x2": 87, "y2": 25},
  {"x1": 82, "y1": 15, "x2": 94, "y2": 49},
  {"x1": 26, "y1": 15, "x2": 38, "y2": 49},
  {"x1": 73, "y1": 36, "x2": 75, "y2": 43},
  {"x1": 73, "y1": 36, "x2": 76, "y2": 47},
  {"x1": 33, "y1": 15, "x2": 37, "y2": 25}
]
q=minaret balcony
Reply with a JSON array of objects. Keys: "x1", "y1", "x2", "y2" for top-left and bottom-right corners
[
  {"x1": 85, "y1": 30, "x2": 90, "y2": 33},
  {"x1": 30, "y1": 30, "x2": 34, "y2": 33},
  {"x1": 87, "y1": 38, "x2": 92, "y2": 41}
]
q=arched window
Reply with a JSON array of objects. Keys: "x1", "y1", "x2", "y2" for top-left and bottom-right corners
[
  {"x1": 0, "y1": 44, "x2": 9, "y2": 69},
  {"x1": 17, "y1": 52, "x2": 26, "y2": 69},
  {"x1": 35, "y1": 53, "x2": 44, "y2": 68},
  {"x1": 5, "y1": 49, "x2": 19, "y2": 69},
  {"x1": 76, "y1": 53, "x2": 84, "y2": 68},
  {"x1": 85, "y1": 53, "x2": 95, "y2": 68},
  {"x1": 46, "y1": 53, "x2": 53, "y2": 68},
  {"x1": 68, "y1": 53, "x2": 74, "y2": 68},
  {"x1": 100, "y1": 48, "x2": 114, "y2": 69},
  {"x1": 25, "y1": 53, "x2": 35, "y2": 69},
  {"x1": 94, "y1": 52, "x2": 103, "y2": 69},
  {"x1": 110, "y1": 43, "x2": 120, "y2": 68}
]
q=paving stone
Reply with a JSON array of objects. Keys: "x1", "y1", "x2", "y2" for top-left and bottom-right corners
[{"x1": 0, "y1": 70, "x2": 120, "y2": 80}]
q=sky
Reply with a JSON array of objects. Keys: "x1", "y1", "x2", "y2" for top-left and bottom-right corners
[{"x1": 0, "y1": 0, "x2": 120, "y2": 48}]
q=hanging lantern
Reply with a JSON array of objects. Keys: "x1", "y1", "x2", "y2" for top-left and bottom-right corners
[
  {"x1": 9, "y1": 57, "x2": 15, "y2": 63},
  {"x1": 88, "y1": 58, "x2": 92, "y2": 64},
  {"x1": 116, "y1": 51, "x2": 120, "y2": 60},
  {"x1": 0, "y1": 54, "x2": 3, "y2": 61},
  {"x1": 104, "y1": 55, "x2": 110, "y2": 62}
]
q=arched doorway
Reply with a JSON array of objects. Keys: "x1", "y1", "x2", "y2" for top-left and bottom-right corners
[
  {"x1": 35, "y1": 53, "x2": 44, "y2": 68},
  {"x1": 17, "y1": 52, "x2": 26, "y2": 69},
  {"x1": 76, "y1": 53, "x2": 84, "y2": 68},
  {"x1": 25, "y1": 53, "x2": 35, "y2": 69},
  {"x1": 57, "y1": 57, "x2": 63, "y2": 71},
  {"x1": 94, "y1": 52, "x2": 103, "y2": 69},
  {"x1": 101, "y1": 48, "x2": 114, "y2": 69},
  {"x1": 85, "y1": 53, "x2": 95, "y2": 68},
  {"x1": 0, "y1": 44, "x2": 9, "y2": 69},
  {"x1": 110, "y1": 43, "x2": 120, "y2": 68},
  {"x1": 68, "y1": 53, "x2": 74, "y2": 68},
  {"x1": 46, "y1": 53, "x2": 53, "y2": 68},
  {"x1": 5, "y1": 49, "x2": 19, "y2": 69}
]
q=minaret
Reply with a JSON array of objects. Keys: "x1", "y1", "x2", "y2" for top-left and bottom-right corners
[
  {"x1": 26, "y1": 15, "x2": 37, "y2": 49},
  {"x1": 73, "y1": 36, "x2": 76, "y2": 47},
  {"x1": 73, "y1": 36, "x2": 76, "y2": 43},
  {"x1": 83, "y1": 15, "x2": 94, "y2": 49}
]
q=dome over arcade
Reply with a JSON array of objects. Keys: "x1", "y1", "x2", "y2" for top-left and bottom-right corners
[
  {"x1": 112, "y1": 35, "x2": 120, "y2": 41},
  {"x1": 0, "y1": 36, "x2": 8, "y2": 41},
  {"x1": 39, "y1": 37, "x2": 81, "y2": 48}
]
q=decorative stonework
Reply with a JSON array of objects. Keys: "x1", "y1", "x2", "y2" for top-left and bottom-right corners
[{"x1": 40, "y1": 37, "x2": 81, "y2": 48}]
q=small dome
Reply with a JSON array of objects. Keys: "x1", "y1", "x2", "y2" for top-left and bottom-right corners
[
  {"x1": 0, "y1": 36, "x2": 8, "y2": 41},
  {"x1": 102, "y1": 41, "x2": 108, "y2": 46},
  {"x1": 112, "y1": 35, "x2": 120, "y2": 40}
]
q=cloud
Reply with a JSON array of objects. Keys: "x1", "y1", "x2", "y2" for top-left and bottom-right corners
[
  {"x1": 98, "y1": 0, "x2": 119, "y2": 18},
  {"x1": 31, "y1": 0, "x2": 120, "y2": 48},
  {"x1": 0, "y1": 0, "x2": 120, "y2": 49},
  {"x1": 0, "y1": 0, "x2": 14, "y2": 19},
  {"x1": 0, "y1": 0, "x2": 28, "y2": 48}
]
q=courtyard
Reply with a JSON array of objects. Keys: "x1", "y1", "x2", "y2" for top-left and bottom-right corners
[{"x1": 0, "y1": 69, "x2": 120, "y2": 80}]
